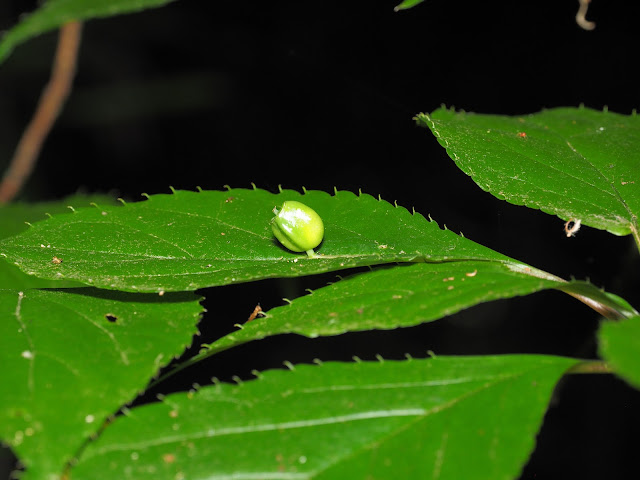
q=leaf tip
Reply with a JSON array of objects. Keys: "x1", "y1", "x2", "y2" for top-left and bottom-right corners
[{"x1": 413, "y1": 112, "x2": 430, "y2": 125}]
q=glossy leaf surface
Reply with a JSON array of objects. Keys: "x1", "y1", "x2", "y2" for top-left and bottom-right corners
[
  {"x1": 599, "y1": 315, "x2": 640, "y2": 390},
  {"x1": 0, "y1": 288, "x2": 202, "y2": 480},
  {"x1": 0, "y1": 188, "x2": 518, "y2": 293},
  {"x1": 72, "y1": 356, "x2": 578, "y2": 480},
  {"x1": 0, "y1": 194, "x2": 117, "y2": 289},
  {"x1": 0, "y1": 0, "x2": 176, "y2": 65},
  {"x1": 417, "y1": 107, "x2": 640, "y2": 239},
  {"x1": 195, "y1": 261, "x2": 629, "y2": 363}
]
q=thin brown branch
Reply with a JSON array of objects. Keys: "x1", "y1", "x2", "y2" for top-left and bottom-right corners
[{"x1": 0, "y1": 21, "x2": 83, "y2": 203}]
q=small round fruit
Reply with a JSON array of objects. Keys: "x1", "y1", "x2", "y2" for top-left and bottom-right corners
[{"x1": 271, "y1": 201, "x2": 324, "y2": 257}]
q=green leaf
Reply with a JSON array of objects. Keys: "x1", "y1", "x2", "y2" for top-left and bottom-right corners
[
  {"x1": 0, "y1": 261, "x2": 71, "y2": 291},
  {"x1": 205, "y1": 261, "x2": 559, "y2": 355},
  {"x1": 417, "y1": 107, "x2": 640, "y2": 239},
  {"x1": 0, "y1": 188, "x2": 518, "y2": 293},
  {"x1": 0, "y1": 194, "x2": 118, "y2": 289},
  {"x1": 394, "y1": 0, "x2": 427, "y2": 11},
  {"x1": 192, "y1": 261, "x2": 631, "y2": 363},
  {"x1": 0, "y1": 288, "x2": 203, "y2": 480},
  {"x1": 599, "y1": 315, "x2": 640, "y2": 390},
  {"x1": 0, "y1": 0, "x2": 177, "y2": 66},
  {"x1": 72, "y1": 355, "x2": 579, "y2": 480},
  {"x1": 0, "y1": 194, "x2": 117, "y2": 240}
]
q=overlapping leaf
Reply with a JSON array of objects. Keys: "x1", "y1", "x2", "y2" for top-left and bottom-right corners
[
  {"x1": 0, "y1": 194, "x2": 117, "y2": 288},
  {"x1": 417, "y1": 107, "x2": 640, "y2": 240},
  {"x1": 0, "y1": 0, "x2": 177, "y2": 66},
  {"x1": 185, "y1": 261, "x2": 630, "y2": 368},
  {"x1": 0, "y1": 288, "x2": 202, "y2": 480},
  {"x1": 0, "y1": 188, "x2": 518, "y2": 293},
  {"x1": 599, "y1": 315, "x2": 640, "y2": 390},
  {"x1": 71, "y1": 355, "x2": 579, "y2": 480}
]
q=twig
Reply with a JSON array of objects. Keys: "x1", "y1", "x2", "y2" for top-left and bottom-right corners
[
  {"x1": 576, "y1": 0, "x2": 596, "y2": 30},
  {"x1": 0, "y1": 21, "x2": 83, "y2": 203}
]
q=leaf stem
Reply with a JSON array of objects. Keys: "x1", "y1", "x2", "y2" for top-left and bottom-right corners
[
  {"x1": 561, "y1": 290, "x2": 628, "y2": 321},
  {"x1": 566, "y1": 360, "x2": 612, "y2": 375},
  {"x1": 631, "y1": 222, "x2": 640, "y2": 255},
  {"x1": 507, "y1": 263, "x2": 635, "y2": 320}
]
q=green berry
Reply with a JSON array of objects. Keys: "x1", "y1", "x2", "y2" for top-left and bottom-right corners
[{"x1": 271, "y1": 201, "x2": 324, "y2": 257}]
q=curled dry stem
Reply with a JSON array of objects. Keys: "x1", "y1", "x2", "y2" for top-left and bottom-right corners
[{"x1": 576, "y1": 0, "x2": 596, "y2": 31}]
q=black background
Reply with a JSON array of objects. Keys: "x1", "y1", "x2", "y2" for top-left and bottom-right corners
[{"x1": 1, "y1": 0, "x2": 639, "y2": 478}]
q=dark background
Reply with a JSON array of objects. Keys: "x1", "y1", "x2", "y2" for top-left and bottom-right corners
[{"x1": 1, "y1": 0, "x2": 639, "y2": 478}]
